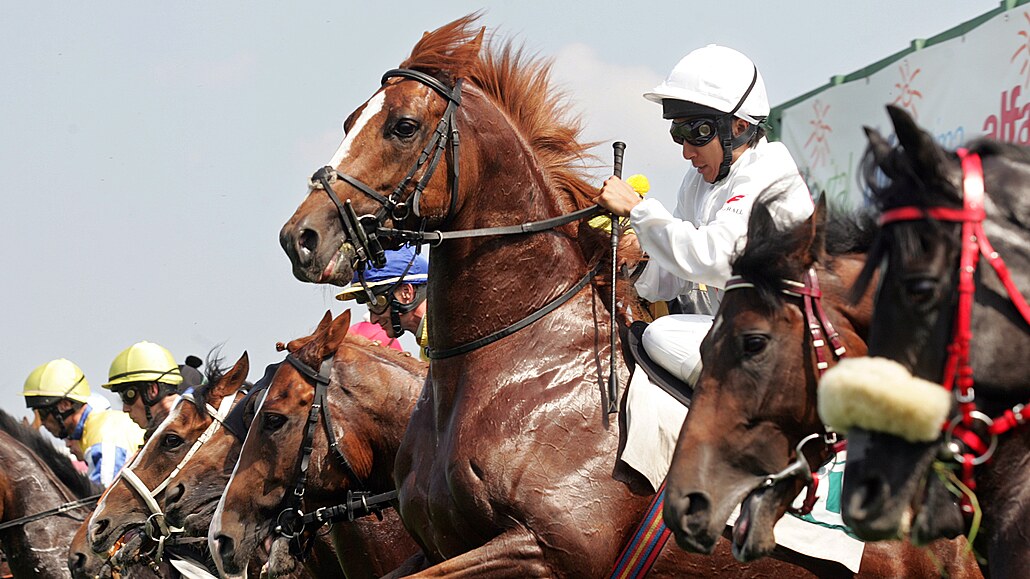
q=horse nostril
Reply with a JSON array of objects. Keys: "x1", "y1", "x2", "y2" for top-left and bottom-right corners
[
  {"x1": 165, "y1": 483, "x2": 185, "y2": 506},
  {"x1": 90, "y1": 518, "x2": 109, "y2": 541},
  {"x1": 298, "y1": 228, "x2": 319, "y2": 257},
  {"x1": 215, "y1": 534, "x2": 236, "y2": 562},
  {"x1": 70, "y1": 551, "x2": 86, "y2": 572},
  {"x1": 846, "y1": 477, "x2": 887, "y2": 523}
]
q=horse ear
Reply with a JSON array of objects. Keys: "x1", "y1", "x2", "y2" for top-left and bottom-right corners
[
  {"x1": 323, "y1": 310, "x2": 353, "y2": 356},
  {"x1": 811, "y1": 195, "x2": 829, "y2": 260},
  {"x1": 215, "y1": 352, "x2": 250, "y2": 398},
  {"x1": 887, "y1": 105, "x2": 948, "y2": 180},
  {"x1": 863, "y1": 126, "x2": 893, "y2": 173},
  {"x1": 314, "y1": 311, "x2": 334, "y2": 335}
]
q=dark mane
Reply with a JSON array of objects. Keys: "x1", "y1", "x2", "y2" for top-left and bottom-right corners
[
  {"x1": 402, "y1": 15, "x2": 625, "y2": 274},
  {"x1": 732, "y1": 189, "x2": 876, "y2": 309},
  {"x1": 0, "y1": 409, "x2": 99, "y2": 499},
  {"x1": 191, "y1": 349, "x2": 229, "y2": 419}
]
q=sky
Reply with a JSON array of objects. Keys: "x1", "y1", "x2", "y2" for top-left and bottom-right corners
[{"x1": 0, "y1": 0, "x2": 1002, "y2": 419}]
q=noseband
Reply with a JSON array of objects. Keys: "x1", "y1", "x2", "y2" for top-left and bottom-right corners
[
  {"x1": 878, "y1": 149, "x2": 1030, "y2": 507},
  {"x1": 725, "y1": 268, "x2": 848, "y2": 515}
]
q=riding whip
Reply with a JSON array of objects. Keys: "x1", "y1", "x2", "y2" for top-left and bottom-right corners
[{"x1": 608, "y1": 141, "x2": 625, "y2": 414}]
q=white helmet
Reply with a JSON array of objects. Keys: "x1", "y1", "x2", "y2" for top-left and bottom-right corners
[{"x1": 644, "y1": 45, "x2": 769, "y2": 124}]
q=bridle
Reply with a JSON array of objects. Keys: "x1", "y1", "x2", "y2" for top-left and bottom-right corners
[
  {"x1": 306, "y1": 67, "x2": 608, "y2": 361},
  {"x1": 113, "y1": 387, "x2": 240, "y2": 562},
  {"x1": 270, "y1": 352, "x2": 392, "y2": 555},
  {"x1": 877, "y1": 148, "x2": 1030, "y2": 510},
  {"x1": 309, "y1": 68, "x2": 464, "y2": 278},
  {"x1": 724, "y1": 267, "x2": 849, "y2": 515}
]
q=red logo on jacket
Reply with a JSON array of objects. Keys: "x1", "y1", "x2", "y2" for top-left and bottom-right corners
[{"x1": 726, "y1": 195, "x2": 745, "y2": 204}]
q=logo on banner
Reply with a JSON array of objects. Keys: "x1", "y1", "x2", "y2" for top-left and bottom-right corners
[
  {"x1": 803, "y1": 100, "x2": 832, "y2": 168},
  {"x1": 891, "y1": 61, "x2": 924, "y2": 120},
  {"x1": 982, "y1": 11, "x2": 1030, "y2": 143}
]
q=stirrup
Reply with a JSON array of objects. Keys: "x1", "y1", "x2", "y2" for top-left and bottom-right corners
[{"x1": 627, "y1": 321, "x2": 693, "y2": 407}]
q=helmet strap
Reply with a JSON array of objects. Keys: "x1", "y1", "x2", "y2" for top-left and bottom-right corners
[{"x1": 714, "y1": 116, "x2": 758, "y2": 182}]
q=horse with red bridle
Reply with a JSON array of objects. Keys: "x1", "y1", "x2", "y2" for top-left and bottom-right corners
[
  {"x1": 664, "y1": 194, "x2": 980, "y2": 576},
  {"x1": 276, "y1": 14, "x2": 890, "y2": 577},
  {"x1": 818, "y1": 105, "x2": 1030, "y2": 577}
]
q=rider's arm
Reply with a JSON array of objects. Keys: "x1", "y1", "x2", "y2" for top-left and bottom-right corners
[{"x1": 83, "y1": 441, "x2": 131, "y2": 487}]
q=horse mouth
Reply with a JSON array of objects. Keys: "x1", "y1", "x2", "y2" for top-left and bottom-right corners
[
  {"x1": 731, "y1": 487, "x2": 780, "y2": 562},
  {"x1": 314, "y1": 242, "x2": 357, "y2": 286}
]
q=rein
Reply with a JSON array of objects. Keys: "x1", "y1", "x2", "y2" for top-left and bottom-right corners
[
  {"x1": 0, "y1": 495, "x2": 100, "y2": 532},
  {"x1": 725, "y1": 267, "x2": 849, "y2": 515},
  {"x1": 878, "y1": 149, "x2": 1030, "y2": 507}
]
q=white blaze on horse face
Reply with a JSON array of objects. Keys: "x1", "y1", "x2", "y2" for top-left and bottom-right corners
[{"x1": 329, "y1": 91, "x2": 387, "y2": 168}]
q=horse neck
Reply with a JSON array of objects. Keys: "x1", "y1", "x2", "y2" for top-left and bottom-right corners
[
  {"x1": 330, "y1": 347, "x2": 423, "y2": 490},
  {"x1": 427, "y1": 90, "x2": 596, "y2": 348},
  {"x1": 816, "y1": 253, "x2": 874, "y2": 348},
  {"x1": 0, "y1": 433, "x2": 82, "y2": 576}
]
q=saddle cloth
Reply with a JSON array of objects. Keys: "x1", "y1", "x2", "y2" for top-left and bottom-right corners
[{"x1": 621, "y1": 370, "x2": 865, "y2": 573}]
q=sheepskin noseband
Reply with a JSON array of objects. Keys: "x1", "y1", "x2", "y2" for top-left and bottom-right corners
[{"x1": 818, "y1": 357, "x2": 952, "y2": 443}]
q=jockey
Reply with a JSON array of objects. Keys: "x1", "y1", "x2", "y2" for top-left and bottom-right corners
[
  {"x1": 102, "y1": 341, "x2": 201, "y2": 435},
  {"x1": 23, "y1": 359, "x2": 145, "y2": 486},
  {"x1": 335, "y1": 246, "x2": 430, "y2": 360},
  {"x1": 595, "y1": 44, "x2": 813, "y2": 385}
]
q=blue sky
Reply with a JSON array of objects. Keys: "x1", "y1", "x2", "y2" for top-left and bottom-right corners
[{"x1": 0, "y1": 1, "x2": 999, "y2": 417}]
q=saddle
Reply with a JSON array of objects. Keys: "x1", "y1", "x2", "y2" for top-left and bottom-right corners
[{"x1": 626, "y1": 321, "x2": 693, "y2": 408}]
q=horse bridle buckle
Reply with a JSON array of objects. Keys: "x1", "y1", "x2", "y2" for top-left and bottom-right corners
[{"x1": 943, "y1": 410, "x2": 998, "y2": 466}]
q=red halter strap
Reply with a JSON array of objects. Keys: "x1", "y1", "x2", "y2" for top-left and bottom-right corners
[{"x1": 878, "y1": 149, "x2": 1030, "y2": 500}]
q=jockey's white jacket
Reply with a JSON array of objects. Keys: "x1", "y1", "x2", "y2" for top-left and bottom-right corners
[{"x1": 630, "y1": 138, "x2": 814, "y2": 306}]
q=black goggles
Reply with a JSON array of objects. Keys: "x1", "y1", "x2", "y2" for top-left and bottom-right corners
[
  {"x1": 670, "y1": 117, "x2": 719, "y2": 147},
  {"x1": 117, "y1": 386, "x2": 141, "y2": 406},
  {"x1": 36, "y1": 405, "x2": 62, "y2": 420},
  {"x1": 354, "y1": 290, "x2": 391, "y2": 315}
]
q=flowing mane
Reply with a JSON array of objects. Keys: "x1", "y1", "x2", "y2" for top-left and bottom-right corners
[
  {"x1": 0, "y1": 408, "x2": 99, "y2": 499},
  {"x1": 401, "y1": 15, "x2": 633, "y2": 269},
  {"x1": 732, "y1": 189, "x2": 876, "y2": 309}
]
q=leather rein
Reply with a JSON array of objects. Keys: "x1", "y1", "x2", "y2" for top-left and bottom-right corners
[
  {"x1": 724, "y1": 268, "x2": 848, "y2": 515},
  {"x1": 877, "y1": 148, "x2": 1030, "y2": 508},
  {"x1": 308, "y1": 67, "x2": 607, "y2": 361}
]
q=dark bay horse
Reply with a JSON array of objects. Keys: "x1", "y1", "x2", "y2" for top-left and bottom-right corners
[
  {"x1": 0, "y1": 409, "x2": 100, "y2": 578},
  {"x1": 817, "y1": 105, "x2": 1030, "y2": 577},
  {"x1": 664, "y1": 195, "x2": 980, "y2": 576},
  {"x1": 278, "y1": 15, "x2": 856, "y2": 577},
  {"x1": 210, "y1": 311, "x2": 423, "y2": 579}
]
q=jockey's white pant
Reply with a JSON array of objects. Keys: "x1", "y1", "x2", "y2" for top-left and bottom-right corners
[{"x1": 641, "y1": 313, "x2": 714, "y2": 385}]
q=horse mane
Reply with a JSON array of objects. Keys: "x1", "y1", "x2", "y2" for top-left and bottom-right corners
[
  {"x1": 190, "y1": 348, "x2": 229, "y2": 419},
  {"x1": 0, "y1": 408, "x2": 99, "y2": 499},
  {"x1": 732, "y1": 188, "x2": 877, "y2": 309},
  {"x1": 401, "y1": 15, "x2": 624, "y2": 266}
]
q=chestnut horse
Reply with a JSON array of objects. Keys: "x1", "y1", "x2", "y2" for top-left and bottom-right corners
[
  {"x1": 0, "y1": 409, "x2": 100, "y2": 578},
  {"x1": 664, "y1": 195, "x2": 980, "y2": 576},
  {"x1": 210, "y1": 311, "x2": 423, "y2": 579},
  {"x1": 817, "y1": 106, "x2": 1030, "y2": 577},
  {"x1": 278, "y1": 15, "x2": 863, "y2": 577}
]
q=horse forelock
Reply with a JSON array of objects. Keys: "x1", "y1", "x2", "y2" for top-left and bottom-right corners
[{"x1": 0, "y1": 409, "x2": 99, "y2": 499}]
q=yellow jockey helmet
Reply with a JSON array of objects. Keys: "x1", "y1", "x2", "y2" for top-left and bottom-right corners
[
  {"x1": 103, "y1": 341, "x2": 182, "y2": 390},
  {"x1": 23, "y1": 359, "x2": 91, "y2": 407}
]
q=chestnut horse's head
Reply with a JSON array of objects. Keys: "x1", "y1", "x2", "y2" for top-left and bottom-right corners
[
  {"x1": 209, "y1": 310, "x2": 426, "y2": 578},
  {"x1": 87, "y1": 353, "x2": 250, "y2": 554},
  {"x1": 820, "y1": 105, "x2": 1030, "y2": 548},
  {"x1": 280, "y1": 16, "x2": 485, "y2": 286},
  {"x1": 664, "y1": 195, "x2": 876, "y2": 561}
]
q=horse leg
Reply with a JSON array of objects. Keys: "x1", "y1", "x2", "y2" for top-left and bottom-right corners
[{"x1": 387, "y1": 529, "x2": 549, "y2": 578}]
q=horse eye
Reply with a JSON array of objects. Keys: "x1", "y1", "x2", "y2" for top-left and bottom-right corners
[
  {"x1": 903, "y1": 276, "x2": 938, "y2": 304},
  {"x1": 392, "y1": 119, "x2": 419, "y2": 139},
  {"x1": 741, "y1": 334, "x2": 769, "y2": 357},
  {"x1": 162, "y1": 434, "x2": 185, "y2": 450},
  {"x1": 263, "y1": 413, "x2": 287, "y2": 432}
]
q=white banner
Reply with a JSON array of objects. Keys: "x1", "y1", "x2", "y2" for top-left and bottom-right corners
[{"x1": 777, "y1": 6, "x2": 1030, "y2": 210}]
